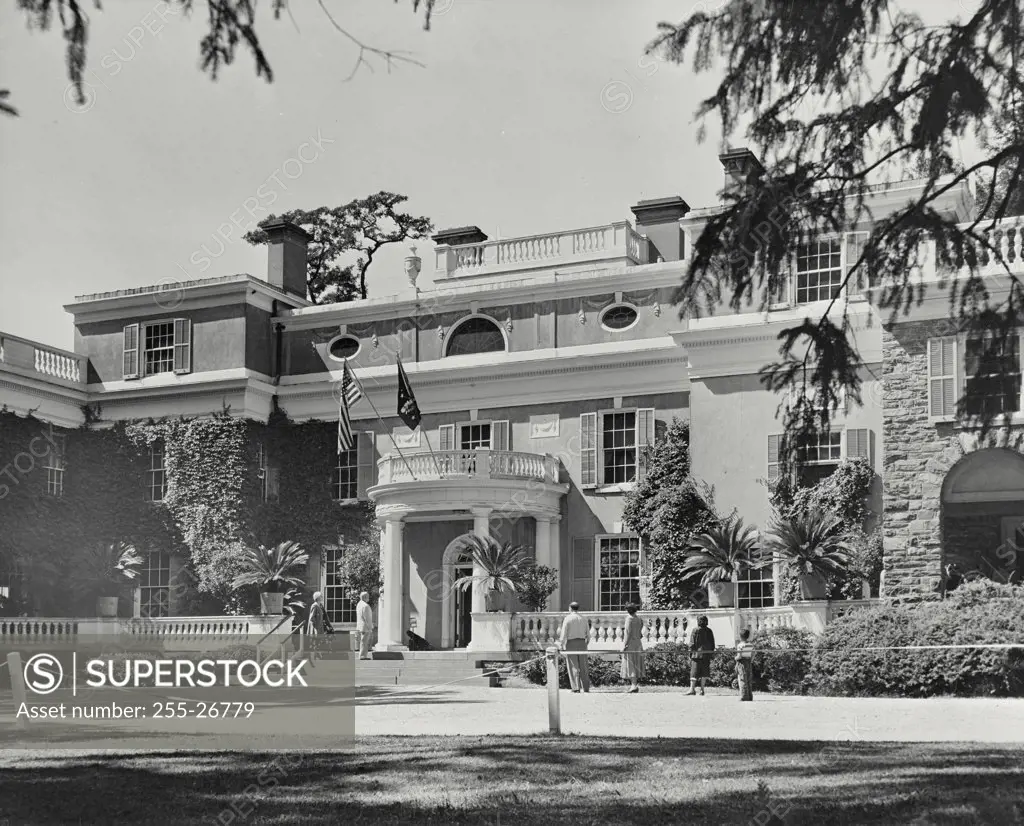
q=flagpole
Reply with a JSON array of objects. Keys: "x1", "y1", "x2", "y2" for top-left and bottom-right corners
[
  {"x1": 347, "y1": 365, "x2": 419, "y2": 482},
  {"x1": 420, "y1": 425, "x2": 446, "y2": 479}
]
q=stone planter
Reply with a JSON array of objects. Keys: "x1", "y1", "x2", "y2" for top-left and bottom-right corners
[
  {"x1": 96, "y1": 596, "x2": 119, "y2": 618},
  {"x1": 798, "y1": 572, "x2": 828, "y2": 600},
  {"x1": 260, "y1": 592, "x2": 284, "y2": 615},
  {"x1": 707, "y1": 581, "x2": 735, "y2": 608},
  {"x1": 484, "y1": 588, "x2": 503, "y2": 612}
]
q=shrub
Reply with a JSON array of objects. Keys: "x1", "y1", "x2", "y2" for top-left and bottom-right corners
[
  {"x1": 643, "y1": 643, "x2": 694, "y2": 686},
  {"x1": 519, "y1": 653, "x2": 622, "y2": 688},
  {"x1": 750, "y1": 626, "x2": 815, "y2": 693},
  {"x1": 807, "y1": 594, "x2": 1024, "y2": 697}
]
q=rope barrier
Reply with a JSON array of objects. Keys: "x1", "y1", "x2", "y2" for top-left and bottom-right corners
[
  {"x1": 551, "y1": 642, "x2": 1024, "y2": 655},
  {"x1": 396, "y1": 653, "x2": 549, "y2": 695}
]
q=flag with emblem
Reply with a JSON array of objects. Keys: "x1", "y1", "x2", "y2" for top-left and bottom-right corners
[
  {"x1": 337, "y1": 361, "x2": 362, "y2": 454},
  {"x1": 397, "y1": 357, "x2": 422, "y2": 430}
]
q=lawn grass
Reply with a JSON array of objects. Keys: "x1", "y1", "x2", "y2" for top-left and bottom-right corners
[{"x1": 1, "y1": 736, "x2": 1022, "y2": 825}]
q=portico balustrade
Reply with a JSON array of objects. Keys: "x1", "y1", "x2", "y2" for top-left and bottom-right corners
[{"x1": 376, "y1": 449, "x2": 560, "y2": 485}]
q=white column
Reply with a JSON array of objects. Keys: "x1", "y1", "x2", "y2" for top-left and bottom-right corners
[
  {"x1": 535, "y1": 517, "x2": 552, "y2": 568},
  {"x1": 471, "y1": 506, "x2": 491, "y2": 614},
  {"x1": 549, "y1": 516, "x2": 562, "y2": 609},
  {"x1": 375, "y1": 516, "x2": 408, "y2": 651}
]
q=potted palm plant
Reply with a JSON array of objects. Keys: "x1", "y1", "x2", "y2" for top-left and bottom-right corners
[
  {"x1": 451, "y1": 535, "x2": 529, "y2": 612},
  {"x1": 231, "y1": 540, "x2": 309, "y2": 615},
  {"x1": 682, "y1": 515, "x2": 761, "y2": 608},
  {"x1": 766, "y1": 509, "x2": 852, "y2": 599},
  {"x1": 73, "y1": 542, "x2": 144, "y2": 617}
]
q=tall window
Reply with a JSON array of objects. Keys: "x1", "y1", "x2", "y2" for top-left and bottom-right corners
[
  {"x1": 147, "y1": 443, "x2": 166, "y2": 502},
  {"x1": 0, "y1": 559, "x2": 25, "y2": 618},
  {"x1": 139, "y1": 551, "x2": 171, "y2": 618},
  {"x1": 795, "y1": 238, "x2": 843, "y2": 304},
  {"x1": 965, "y1": 336, "x2": 1021, "y2": 417},
  {"x1": 796, "y1": 430, "x2": 842, "y2": 487},
  {"x1": 324, "y1": 547, "x2": 357, "y2": 624},
  {"x1": 602, "y1": 411, "x2": 637, "y2": 485},
  {"x1": 144, "y1": 321, "x2": 176, "y2": 376},
  {"x1": 737, "y1": 561, "x2": 775, "y2": 609},
  {"x1": 45, "y1": 433, "x2": 66, "y2": 497},
  {"x1": 445, "y1": 317, "x2": 505, "y2": 357},
  {"x1": 460, "y1": 423, "x2": 491, "y2": 450},
  {"x1": 597, "y1": 535, "x2": 641, "y2": 611},
  {"x1": 333, "y1": 447, "x2": 358, "y2": 501}
]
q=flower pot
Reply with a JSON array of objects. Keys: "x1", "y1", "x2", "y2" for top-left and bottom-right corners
[
  {"x1": 96, "y1": 596, "x2": 119, "y2": 618},
  {"x1": 260, "y1": 592, "x2": 285, "y2": 615},
  {"x1": 707, "y1": 581, "x2": 735, "y2": 608},
  {"x1": 484, "y1": 588, "x2": 502, "y2": 613},
  {"x1": 798, "y1": 572, "x2": 828, "y2": 600}
]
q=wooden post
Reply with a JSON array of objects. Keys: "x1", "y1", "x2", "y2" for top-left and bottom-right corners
[
  {"x1": 545, "y1": 646, "x2": 560, "y2": 735},
  {"x1": 7, "y1": 652, "x2": 27, "y2": 729}
]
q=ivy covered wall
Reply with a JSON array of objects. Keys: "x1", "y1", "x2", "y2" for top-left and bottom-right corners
[{"x1": 0, "y1": 407, "x2": 375, "y2": 618}]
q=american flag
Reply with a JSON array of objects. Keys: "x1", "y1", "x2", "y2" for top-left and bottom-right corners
[{"x1": 337, "y1": 361, "x2": 363, "y2": 453}]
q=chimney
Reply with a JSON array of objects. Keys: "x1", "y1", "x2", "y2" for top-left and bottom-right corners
[
  {"x1": 630, "y1": 196, "x2": 690, "y2": 262},
  {"x1": 432, "y1": 226, "x2": 489, "y2": 247},
  {"x1": 264, "y1": 219, "x2": 312, "y2": 298},
  {"x1": 718, "y1": 147, "x2": 764, "y2": 196}
]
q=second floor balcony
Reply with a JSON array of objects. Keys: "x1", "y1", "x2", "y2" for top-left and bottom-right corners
[{"x1": 376, "y1": 449, "x2": 561, "y2": 486}]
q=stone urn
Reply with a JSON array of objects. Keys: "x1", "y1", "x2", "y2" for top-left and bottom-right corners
[
  {"x1": 798, "y1": 572, "x2": 828, "y2": 600},
  {"x1": 96, "y1": 596, "x2": 119, "y2": 618},
  {"x1": 707, "y1": 580, "x2": 736, "y2": 608},
  {"x1": 261, "y1": 591, "x2": 285, "y2": 615},
  {"x1": 484, "y1": 588, "x2": 503, "y2": 612}
]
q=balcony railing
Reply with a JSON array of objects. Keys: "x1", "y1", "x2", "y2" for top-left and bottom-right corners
[
  {"x1": 0, "y1": 615, "x2": 291, "y2": 646},
  {"x1": 0, "y1": 332, "x2": 86, "y2": 387},
  {"x1": 434, "y1": 221, "x2": 648, "y2": 279},
  {"x1": 376, "y1": 449, "x2": 561, "y2": 486}
]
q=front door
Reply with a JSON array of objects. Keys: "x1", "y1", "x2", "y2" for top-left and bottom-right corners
[
  {"x1": 453, "y1": 562, "x2": 474, "y2": 648},
  {"x1": 997, "y1": 516, "x2": 1024, "y2": 583}
]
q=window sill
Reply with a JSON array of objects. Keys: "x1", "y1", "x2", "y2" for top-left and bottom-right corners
[
  {"x1": 951, "y1": 414, "x2": 1024, "y2": 429},
  {"x1": 593, "y1": 483, "x2": 636, "y2": 494}
]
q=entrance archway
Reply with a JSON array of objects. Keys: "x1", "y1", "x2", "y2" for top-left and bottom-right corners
[
  {"x1": 441, "y1": 533, "x2": 478, "y2": 649},
  {"x1": 941, "y1": 448, "x2": 1024, "y2": 584}
]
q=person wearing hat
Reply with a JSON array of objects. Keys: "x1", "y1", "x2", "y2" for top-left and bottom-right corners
[{"x1": 558, "y1": 601, "x2": 590, "y2": 693}]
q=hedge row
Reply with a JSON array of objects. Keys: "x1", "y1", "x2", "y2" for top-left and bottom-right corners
[{"x1": 517, "y1": 584, "x2": 1024, "y2": 697}]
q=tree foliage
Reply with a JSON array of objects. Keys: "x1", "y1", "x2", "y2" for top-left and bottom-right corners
[
  {"x1": 243, "y1": 194, "x2": 433, "y2": 302},
  {"x1": 622, "y1": 418, "x2": 719, "y2": 608},
  {"x1": 10, "y1": 0, "x2": 435, "y2": 117},
  {"x1": 649, "y1": 0, "x2": 1024, "y2": 442}
]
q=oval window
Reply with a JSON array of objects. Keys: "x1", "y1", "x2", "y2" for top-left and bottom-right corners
[
  {"x1": 327, "y1": 335, "x2": 360, "y2": 361},
  {"x1": 600, "y1": 304, "x2": 638, "y2": 332}
]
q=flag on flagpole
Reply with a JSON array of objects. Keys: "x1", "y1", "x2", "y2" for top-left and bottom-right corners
[
  {"x1": 337, "y1": 361, "x2": 363, "y2": 454},
  {"x1": 397, "y1": 357, "x2": 422, "y2": 430}
]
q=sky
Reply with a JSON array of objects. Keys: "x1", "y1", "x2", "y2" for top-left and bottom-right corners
[{"x1": 0, "y1": 0, "x2": 972, "y2": 350}]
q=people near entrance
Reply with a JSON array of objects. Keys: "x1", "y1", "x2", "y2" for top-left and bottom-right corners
[
  {"x1": 620, "y1": 603, "x2": 645, "y2": 693},
  {"x1": 735, "y1": 627, "x2": 754, "y2": 701},
  {"x1": 558, "y1": 601, "x2": 590, "y2": 693},
  {"x1": 686, "y1": 615, "x2": 715, "y2": 696},
  {"x1": 356, "y1": 591, "x2": 374, "y2": 660},
  {"x1": 307, "y1": 591, "x2": 332, "y2": 661}
]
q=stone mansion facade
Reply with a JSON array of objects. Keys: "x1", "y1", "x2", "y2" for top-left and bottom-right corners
[{"x1": 2, "y1": 148, "x2": 1022, "y2": 650}]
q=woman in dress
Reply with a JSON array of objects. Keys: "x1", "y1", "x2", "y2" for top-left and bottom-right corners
[
  {"x1": 306, "y1": 590, "x2": 327, "y2": 660},
  {"x1": 620, "y1": 603, "x2": 645, "y2": 693},
  {"x1": 686, "y1": 614, "x2": 715, "y2": 695}
]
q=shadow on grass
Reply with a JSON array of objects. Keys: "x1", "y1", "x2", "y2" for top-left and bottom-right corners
[{"x1": 0, "y1": 737, "x2": 1022, "y2": 825}]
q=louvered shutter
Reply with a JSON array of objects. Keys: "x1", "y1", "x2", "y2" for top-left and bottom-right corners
[
  {"x1": 767, "y1": 434, "x2": 783, "y2": 482},
  {"x1": 264, "y1": 467, "x2": 280, "y2": 503},
  {"x1": 356, "y1": 431, "x2": 376, "y2": 498},
  {"x1": 580, "y1": 413, "x2": 598, "y2": 487},
  {"x1": 439, "y1": 424, "x2": 455, "y2": 451},
  {"x1": 173, "y1": 318, "x2": 192, "y2": 374},
  {"x1": 846, "y1": 428, "x2": 875, "y2": 469},
  {"x1": 490, "y1": 420, "x2": 510, "y2": 451},
  {"x1": 635, "y1": 408, "x2": 655, "y2": 482},
  {"x1": 123, "y1": 323, "x2": 140, "y2": 379},
  {"x1": 571, "y1": 536, "x2": 595, "y2": 611},
  {"x1": 845, "y1": 231, "x2": 869, "y2": 293},
  {"x1": 928, "y1": 337, "x2": 957, "y2": 420}
]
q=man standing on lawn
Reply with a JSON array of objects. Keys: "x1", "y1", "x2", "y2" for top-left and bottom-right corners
[
  {"x1": 558, "y1": 601, "x2": 590, "y2": 693},
  {"x1": 356, "y1": 592, "x2": 374, "y2": 660}
]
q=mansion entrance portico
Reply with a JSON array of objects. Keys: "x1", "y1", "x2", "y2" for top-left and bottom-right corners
[{"x1": 368, "y1": 448, "x2": 568, "y2": 651}]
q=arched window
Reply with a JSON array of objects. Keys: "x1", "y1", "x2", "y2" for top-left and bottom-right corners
[{"x1": 445, "y1": 316, "x2": 506, "y2": 357}]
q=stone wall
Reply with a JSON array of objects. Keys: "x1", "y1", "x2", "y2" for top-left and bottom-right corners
[{"x1": 883, "y1": 321, "x2": 1024, "y2": 599}]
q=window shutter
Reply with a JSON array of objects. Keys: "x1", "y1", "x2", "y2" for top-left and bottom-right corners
[
  {"x1": 767, "y1": 434, "x2": 783, "y2": 482},
  {"x1": 439, "y1": 424, "x2": 455, "y2": 452},
  {"x1": 123, "y1": 323, "x2": 140, "y2": 379},
  {"x1": 928, "y1": 337, "x2": 957, "y2": 420},
  {"x1": 356, "y1": 431, "x2": 376, "y2": 498},
  {"x1": 635, "y1": 408, "x2": 655, "y2": 482},
  {"x1": 845, "y1": 231, "x2": 869, "y2": 292},
  {"x1": 571, "y1": 536, "x2": 594, "y2": 611},
  {"x1": 264, "y1": 467, "x2": 280, "y2": 504},
  {"x1": 580, "y1": 413, "x2": 598, "y2": 487},
  {"x1": 173, "y1": 318, "x2": 192, "y2": 374},
  {"x1": 490, "y1": 420, "x2": 510, "y2": 451}
]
